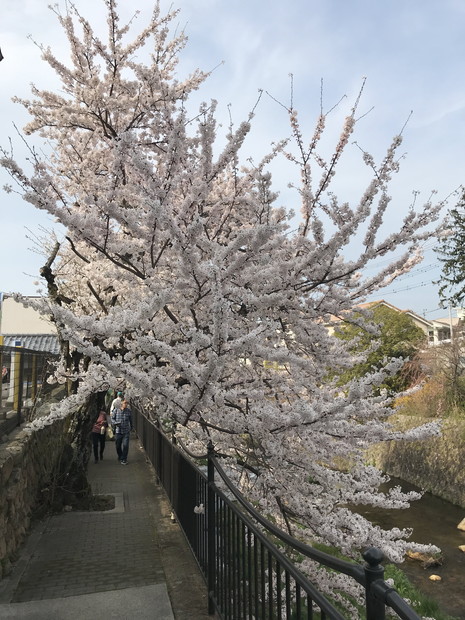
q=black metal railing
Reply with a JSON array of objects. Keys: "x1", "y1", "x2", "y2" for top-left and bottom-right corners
[
  {"x1": 0, "y1": 344, "x2": 58, "y2": 437},
  {"x1": 133, "y1": 408, "x2": 421, "y2": 620}
]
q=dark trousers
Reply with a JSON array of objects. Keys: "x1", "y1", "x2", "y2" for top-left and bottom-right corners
[
  {"x1": 115, "y1": 432, "x2": 130, "y2": 461},
  {"x1": 92, "y1": 432, "x2": 106, "y2": 461}
]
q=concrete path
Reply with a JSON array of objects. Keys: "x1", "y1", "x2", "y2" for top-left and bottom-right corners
[{"x1": 0, "y1": 435, "x2": 212, "y2": 619}]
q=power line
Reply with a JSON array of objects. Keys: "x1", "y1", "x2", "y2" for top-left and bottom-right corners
[
  {"x1": 363, "y1": 241, "x2": 439, "y2": 271},
  {"x1": 388, "y1": 263, "x2": 439, "y2": 281},
  {"x1": 383, "y1": 281, "x2": 432, "y2": 294}
]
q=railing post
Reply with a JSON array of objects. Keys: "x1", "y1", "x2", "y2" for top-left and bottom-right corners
[
  {"x1": 170, "y1": 431, "x2": 177, "y2": 522},
  {"x1": 363, "y1": 547, "x2": 385, "y2": 620},
  {"x1": 156, "y1": 420, "x2": 162, "y2": 485},
  {"x1": 207, "y1": 440, "x2": 216, "y2": 615}
]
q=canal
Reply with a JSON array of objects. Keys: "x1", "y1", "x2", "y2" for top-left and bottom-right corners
[{"x1": 357, "y1": 478, "x2": 465, "y2": 619}]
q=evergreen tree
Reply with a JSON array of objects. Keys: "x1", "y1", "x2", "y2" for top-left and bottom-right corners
[{"x1": 437, "y1": 197, "x2": 465, "y2": 307}]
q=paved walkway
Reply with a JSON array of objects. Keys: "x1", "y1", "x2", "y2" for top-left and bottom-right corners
[{"x1": 0, "y1": 436, "x2": 212, "y2": 619}]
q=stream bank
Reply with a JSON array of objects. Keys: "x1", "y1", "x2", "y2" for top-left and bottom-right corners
[
  {"x1": 357, "y1": 478, "x2": 465, "y2": 619},
  {"x1": 366, "y1": 415, "x2": 465, "y2": 618},
  {"x1": 368, "y1": 414, "x2": 465, "y2": 508}
]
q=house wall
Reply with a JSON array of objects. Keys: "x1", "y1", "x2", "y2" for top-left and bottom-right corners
[{"x1": 1, "y1": 297, "x2": 56, "y2": 335}]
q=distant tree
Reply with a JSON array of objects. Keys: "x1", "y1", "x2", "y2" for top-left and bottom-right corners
[
  {"x1": 1, "y1": 0, "x2": 443, "y2": 609},
  {"x1": 335, "y1": 304, "x2": 426, "y2": 393},
  {"x1": 437, "y1": 195, "x2": 465, "y2": 307},
  {"x1": 398, "y1": 336, "x2": 465, "y2": 417}
]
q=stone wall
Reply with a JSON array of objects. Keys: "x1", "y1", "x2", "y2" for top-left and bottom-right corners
[
  {"x1": 0, "y1": 416, "x2": 70, "y2": 579},
  {"x1": 368, "y1": 416, "x2": 465, "y2": 508}
]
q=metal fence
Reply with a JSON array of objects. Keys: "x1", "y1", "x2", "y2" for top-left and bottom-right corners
[
  {"x1": 133, "y1": 408, "x2": 421, "y2": 620},
  {"x1": 0, "y1": 344, "x2": 58, "y2": 438}
]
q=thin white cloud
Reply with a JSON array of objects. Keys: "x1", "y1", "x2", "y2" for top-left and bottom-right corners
[{"x1": 0, "y1": 0, "x2": 463, "y2": 313}]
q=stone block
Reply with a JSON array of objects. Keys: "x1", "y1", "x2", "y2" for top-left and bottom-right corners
[
  {"x1": 5, "y1": 471, "x2": 21, "y2": 501},
  {"x1": 0, "y1": 454, "x2": 14, "y2": 484},
  {"x1": 6, "y1": 537, "x2": 16, "y2": 555},
  {"x1": 0, "y1": 536, "x2": 6, "y2": 559},
  {"x1": 1, "y1": 557, "x2": 12, "y2": 577},
  {"x1": 5, "y1": 443, "x2": 24, "y2": 466}
]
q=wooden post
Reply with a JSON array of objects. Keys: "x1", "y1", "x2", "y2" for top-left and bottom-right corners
[{"x1": 31, "y1": 354, "x2": 38, "y2": 401}]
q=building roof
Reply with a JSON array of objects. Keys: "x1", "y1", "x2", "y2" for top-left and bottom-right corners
[
  {"x1": 1, "y1": 334, "x2": 59, "y2": 354},
  {"x1": 327, "y1": 299, "x2": 432, "y2": 327},
  {"x1": 432, "y1": 317, "x2": 462, "y2": 327},
  {"x1": 357, "y1": 300, "x2": 432, "y2": 325}
]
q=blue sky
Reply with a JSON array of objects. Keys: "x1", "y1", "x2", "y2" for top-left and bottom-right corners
[{"x1": 1, "y1": 0, "x2": 464, "y2": 320}]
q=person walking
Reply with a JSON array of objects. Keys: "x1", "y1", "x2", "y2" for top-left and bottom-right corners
[
  {"x1": 111, "y1": 399, "x2": 133, "y2": 464},
  {"x1": 91, "y1": 410, "x2": 108, "y2": 464},
  {"x1": 108, "y1": 391, "x2": 123, "y2": 439},
  {"x1": 110, "y1": 391, "x2": 123, "y2": 413}
]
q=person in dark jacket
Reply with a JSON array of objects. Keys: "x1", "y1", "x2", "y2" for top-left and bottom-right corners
[{"x1": 91, "y1": 410, "x2": 108, "y2": 464}]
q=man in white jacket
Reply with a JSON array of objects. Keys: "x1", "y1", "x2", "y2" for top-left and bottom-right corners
[{"x1": 110, "y1": 391, "x2": 123, "y2": 413}]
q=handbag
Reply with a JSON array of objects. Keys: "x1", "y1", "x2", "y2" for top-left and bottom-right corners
[
  {"x1": 106, "y1": 425, "x2": 114, "y2": 440},
  {"x1": 100, "y1": 425, "x2": 106, "y2": 435}
]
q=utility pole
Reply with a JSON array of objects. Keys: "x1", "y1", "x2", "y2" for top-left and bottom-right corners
[{"x1": 449, "y1": 302, "x2": 454, "y2": 343}]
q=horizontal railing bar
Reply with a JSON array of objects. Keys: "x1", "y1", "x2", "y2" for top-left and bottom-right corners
[{"x1": 373, "y1": 581, "x2": 422, "y2": 620}]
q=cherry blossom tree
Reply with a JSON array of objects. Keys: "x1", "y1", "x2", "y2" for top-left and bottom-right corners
[{"x1": 1, "y1": 0, "x2": 445, "y2": 607}]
